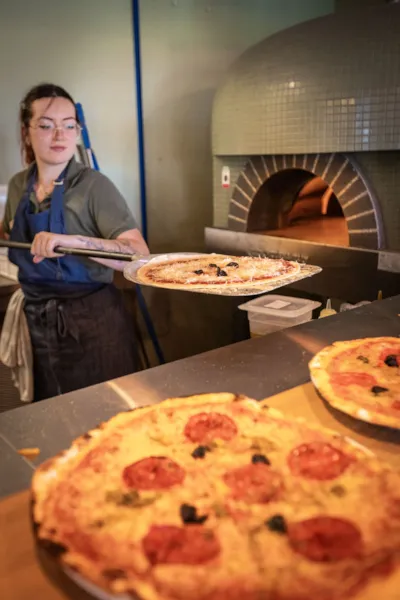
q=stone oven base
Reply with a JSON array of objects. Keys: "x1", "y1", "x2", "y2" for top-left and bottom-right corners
[{"x1": 266, "y1": 216, "x2": 349, "y2": 247}]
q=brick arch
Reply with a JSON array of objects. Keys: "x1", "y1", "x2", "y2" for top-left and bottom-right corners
[{"x1": 228, "y1": 153, "x2": 385, "y2": 250}]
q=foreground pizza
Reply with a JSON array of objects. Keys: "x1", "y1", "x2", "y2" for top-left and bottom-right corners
[
  {"x1": 32, "y1": 393, "x2": 400, "y2": 600},
  {"x1": 309, "y1": 337, "x2": 400, "y2": 429},
  {"x1": 136, "y1": 254, "x2": 300, "y2": 290}
]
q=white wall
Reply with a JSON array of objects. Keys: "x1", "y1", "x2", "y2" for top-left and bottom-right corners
[
  {"x1": 0, "y1": 0, "x2": 140, "y2": 222},
  {"x1": 0, "y1": 0, "x2": 335, "y2": 247},
  {"x1": 140, "y1": 0, "x2": 335, "y2": 253}
]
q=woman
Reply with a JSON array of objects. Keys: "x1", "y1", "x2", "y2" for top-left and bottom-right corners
[{"x1": 0, "y1": 83, "x2": 149, "y2": 401}]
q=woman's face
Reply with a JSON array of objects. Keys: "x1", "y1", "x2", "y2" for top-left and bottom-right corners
[{"x1": 27, "y1": 97, "x2": 80, "y2": 166}]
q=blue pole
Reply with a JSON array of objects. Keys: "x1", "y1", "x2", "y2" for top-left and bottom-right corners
[
  {"x1": 132, "y1": 0, "x2": 148, "y2": 242},
  {"x1": 136, "y1": 286, "x2": 165, "y2": 365},
  {"x1": 132, "y1": 0, "x2": 165, "y2": 364}
]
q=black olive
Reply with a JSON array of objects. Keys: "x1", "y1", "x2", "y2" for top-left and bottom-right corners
[
  {"x1": 209, "y1": 263, "x2": 218, "y2": 268},
  {"x1": 384, "y1": 354, "x2": 399, "y2": 368},
  {"x1": 226, "y1": 262, "x2": 239, "y2": 268},
  {"x1": 191, "y1": 445, "x2": 211, "y2": 459},
  {"x1": 102, "y1": 569, "x2": 127, "y2": 581},
  {"x1": 357, "y1": 356, "x2": 369, "y2": 364},
  {"x1": 180, "y1": 503, "x2": 208, "y2": 525},
  {"x1": 251, "y1": 453, "x2": 270, "y2": 465},
  {"x1": 265, "y1": 514, "x2": 287, "y2": 534},
  {"x1": 193, "y1": 269, "x2": 204, "y2": 275},
  {"x1": 92, "y1": 519, "x2": 105, "y2": 528},
  {"x1": 371, "y1": 385, "x2": 389, "y2": 395},
  {"x1": 216, "y1": 267, "x2": 228, "y2": 277},
  {"x1": 330, "y1": 485, "x2": 346, "y2": 498}
]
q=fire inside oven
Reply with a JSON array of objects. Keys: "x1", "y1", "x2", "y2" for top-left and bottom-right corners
[{"x1": 248, "y1": 171, "x2": 347, "y2": 247}]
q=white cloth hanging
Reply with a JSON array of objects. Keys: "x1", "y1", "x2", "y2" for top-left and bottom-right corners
[{"x1": 0, "y1": 289, "x2": 33, "y2": 402}]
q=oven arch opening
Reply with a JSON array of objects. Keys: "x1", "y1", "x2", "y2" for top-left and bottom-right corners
[{"x1": 228, "y1": 153, "x2": 384, "y2": 250}]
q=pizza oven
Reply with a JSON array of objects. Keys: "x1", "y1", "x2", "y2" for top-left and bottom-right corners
[{"x1": 205, "y1": 2, "x2": 400, "y2": 301}]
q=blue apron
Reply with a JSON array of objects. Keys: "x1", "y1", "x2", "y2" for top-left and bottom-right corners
[{"x1": 9, "y1": 166, "x2": 102, "y2": 298}]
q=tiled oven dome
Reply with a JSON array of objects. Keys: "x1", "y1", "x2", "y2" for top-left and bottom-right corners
[{"x1": 212, "y1": 4, "x2": 400, "y2": 156}]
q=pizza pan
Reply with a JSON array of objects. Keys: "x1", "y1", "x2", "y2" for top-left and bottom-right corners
[
  {"x1": 33, "y1": 518, "x2": 136, "y2": 600},
  {"x1": 65, "y1": 568, "x2": 131, "y2": 600},
  {"x1": 310, "y1": 373, "x2": 400, "y2": 432},
  {"x1": 123, "y1": 252, "x2": 322, "y2": 297}
]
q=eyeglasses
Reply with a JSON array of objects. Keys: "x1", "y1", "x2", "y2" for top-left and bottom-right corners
[{"x1": 30, "y1": 120, "x2": 81, "y2": 137}]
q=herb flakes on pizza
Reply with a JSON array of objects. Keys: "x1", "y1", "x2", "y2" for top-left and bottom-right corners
[
  {"x1": 136, "y1": 254, "x2": 300, "y2": 290},
  {"x1": 32, "y1": 392, "x2": 400, "y2": 600},
  {"x1": 309, "y1": 336, "x2": 400, "y2": 429}
]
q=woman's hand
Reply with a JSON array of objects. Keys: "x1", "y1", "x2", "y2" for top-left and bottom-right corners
[{"x1": 30, "y1": 232, "x2": 79, "y2": 263}]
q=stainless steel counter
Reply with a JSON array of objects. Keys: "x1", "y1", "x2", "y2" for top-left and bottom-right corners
[{"x1": 1, "y1": 295, "x2": 400, "y2": 499}]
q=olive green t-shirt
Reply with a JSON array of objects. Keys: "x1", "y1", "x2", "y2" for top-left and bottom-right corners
[{"x1": 3, "y1": 158, "x2": 138, "y2": 286}]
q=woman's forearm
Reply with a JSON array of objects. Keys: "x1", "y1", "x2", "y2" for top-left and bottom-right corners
[
  {"x1": 75, "y1": 235, "x2": 148, "y2": 255},
  {"x1": 74, "y1": 233, "x2": 150, "y2": 272}
]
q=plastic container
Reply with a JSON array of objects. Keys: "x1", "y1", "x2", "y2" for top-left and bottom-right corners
[{"x1": 238, "y1": 294, "x2": 321, "y2": 338}]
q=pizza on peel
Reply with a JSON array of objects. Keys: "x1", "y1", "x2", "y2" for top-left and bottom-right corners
[
  {"x1": 309, "y1": 336, "x2": 400, "y2": 429},
  {"x1": 32, "y1": 392, "x2": 400, "y2": 600},
  {"x1": 136, "y1": 254, "x2": 301, "y2": 290}
]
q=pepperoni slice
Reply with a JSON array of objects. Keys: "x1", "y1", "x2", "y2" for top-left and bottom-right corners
[
  {"x1": 142, "y1": 525, "x2": 221, "y2": 565},
  {"x1": 184, "y1": 412, "x2": 238, "y2": 443},
  {"x1": 122, "y1": 457, "x2": 185, "y2": 490},
  {"x1": 288, "y1": 516, "x2": 363, "y2": 562},
  {"x1": 331, "y1": 372, "x2": 377, "y2": 387},
  {"x1": 223, "y1": 463, "x2": 282, "y2": 503},
  {"x1": 287, "y1": 442, "x2": 353, "y2": 480}
]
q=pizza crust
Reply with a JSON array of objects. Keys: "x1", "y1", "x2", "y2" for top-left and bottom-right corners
[
  {"x1": 32, "y1": 392, "x2": 400, "y2": 600},
  {"x1": 309, "y1": 337, "x2": 400, "y2": 430},
  {"x1": 136, "y1": 254, "x2": 301, "y2": 290}
]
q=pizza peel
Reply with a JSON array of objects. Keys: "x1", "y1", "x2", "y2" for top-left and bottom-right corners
[
  {"x1": 0, "y1": 241, "x2": 322, "y2": 297},
  {"x1": 0, "y1": 239, "x2": 158, "y2": 263}
]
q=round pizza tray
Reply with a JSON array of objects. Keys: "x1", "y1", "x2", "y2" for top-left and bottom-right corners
[
  {"x1": 310, "y1": 373, "x2": 400, "y2": 432},
  {"x1": 65, "y1": 569, "x2": 131, "y2": 600},
  {"x1": 123, "y1": 252, "x2": 322, "y2": 297},
  {"x1": 34, "y1": 533, "x2": 133, "y2": 600}
]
